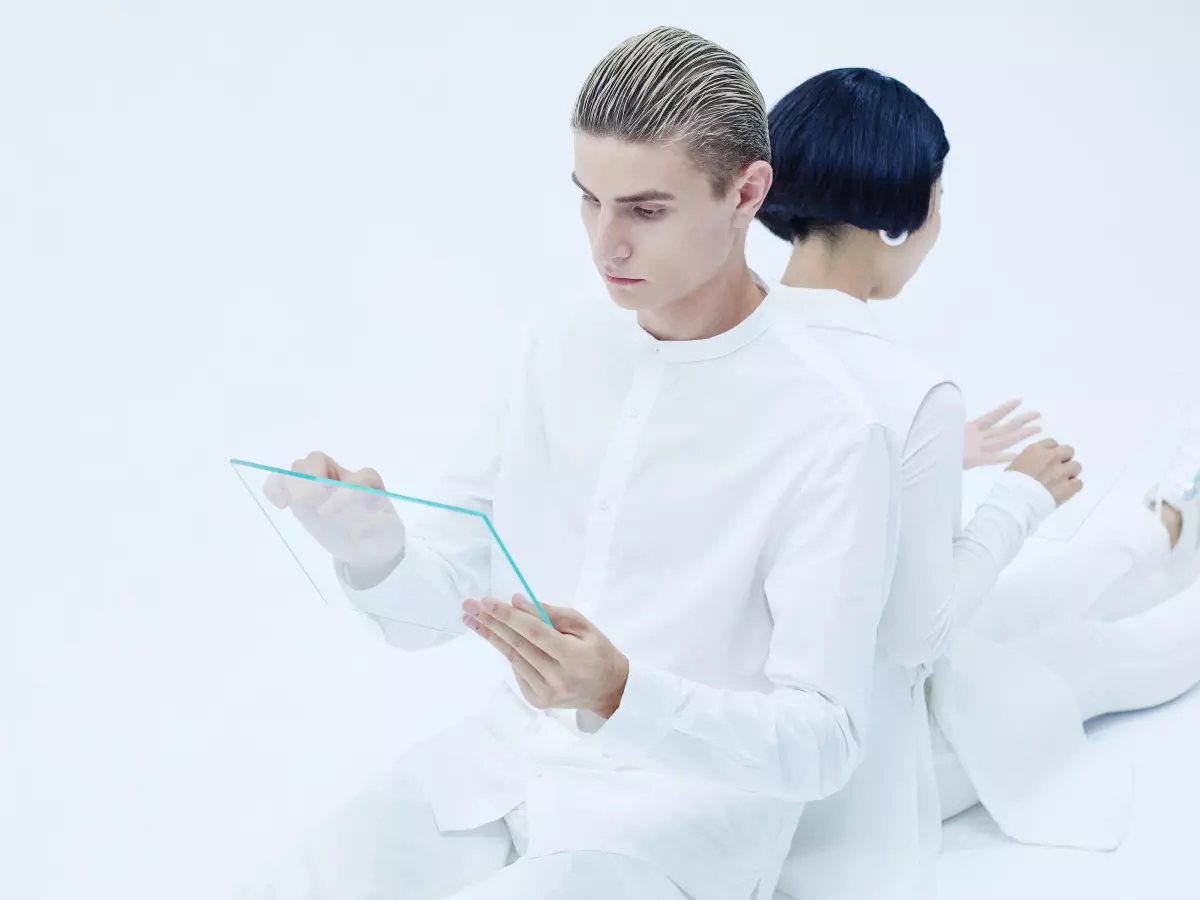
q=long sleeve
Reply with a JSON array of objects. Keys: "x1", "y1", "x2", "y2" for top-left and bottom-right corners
[
  {"x1": 334, "y1": 330, "x2": 528, "y2": 652},
  {"x1": 878, "y1": 383, "x2": 1057, "y2": 668},
  {"x1": 584, "y1": 423, "x2": 901, "y2": 802}
]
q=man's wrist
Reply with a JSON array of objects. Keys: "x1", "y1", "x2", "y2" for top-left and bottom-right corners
[
  {"x1": 590, "y1": 652, "x2": 630, "y2": 719},
  {"x1": 339, "y1": 546, "x2": 406, "y2": 590}
]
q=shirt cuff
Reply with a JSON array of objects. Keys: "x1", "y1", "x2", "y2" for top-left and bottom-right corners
[
  {"x1": 337, "y1": 545, "x2": 406, "y2": 590},
  {"x1": 583, "y1": 658, "x2": 681, "y2": 760},
  {"x1": 333, "y1": 540, "x2": 463, "y2": 633},
  {"x1": 990, "y1": 469, "x2": 1057, "y2": 528}
]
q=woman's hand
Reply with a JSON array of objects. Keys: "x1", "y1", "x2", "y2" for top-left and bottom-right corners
[{"x1": 964, "y1": 399, "x2": 1042, "y2": 469}]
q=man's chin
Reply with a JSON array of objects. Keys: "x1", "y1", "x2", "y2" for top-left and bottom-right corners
[{"x1": 604, "y1": 285, "x2": 648, "y2": 310}]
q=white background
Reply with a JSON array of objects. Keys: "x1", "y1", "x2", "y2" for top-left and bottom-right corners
[{"x1": 2, "y1": 3, "x2": 1198, "y2": 898}]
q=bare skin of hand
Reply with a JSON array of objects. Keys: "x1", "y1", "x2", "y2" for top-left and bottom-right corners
[
  {"x1": 263, "y1": 450, "x2": 405, "y2": 575},
  {"x1": 462, "y1": 595, "x2": 629, "y2": 719},
  {"x1": 964, "y1": 399, "x2": 1043, "y2": 469},
  {"x1": 1006, "y1": 438, "x2": 1084, "y2": 507}
]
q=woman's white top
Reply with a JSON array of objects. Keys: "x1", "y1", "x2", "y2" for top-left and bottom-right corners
[{"x1": 768, "y1": 282, "x2": 1062, "y2": 900}]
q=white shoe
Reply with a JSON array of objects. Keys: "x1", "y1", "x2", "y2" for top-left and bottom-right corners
[{"x1": 1146, "y1": 408, "x2": 1200, "y2": 592}]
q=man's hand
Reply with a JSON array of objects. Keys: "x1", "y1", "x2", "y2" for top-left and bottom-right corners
[
  {"x1": 263, "y1": 450, "x2": 406, "y2": 576},
  {"x1": 964, "y1": 399, "x2": 1043, "y2": 469},
  {"x1": 462, "y1": 595, "x2": 629, "y2": 719},
  {"x1": 1006, "y1": 437, "x2": 1084, "y2": 507}
]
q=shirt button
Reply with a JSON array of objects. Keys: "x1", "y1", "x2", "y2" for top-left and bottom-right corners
[
  {"x1": 627, "y1": 407, "x2": 640, "y2": 419},
  {"x1": 599, "y1": 499, "x2": 611, "y2": 511}
]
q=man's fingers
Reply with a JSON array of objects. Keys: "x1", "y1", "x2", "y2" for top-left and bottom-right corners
[
  {"x1": 510, "y1": 594, "x2": 559, "y2": 630},
  {"x1": 284, "y1": 452, "x2": 346, "y2": 509},
  {"x1": 1035, "y1": 438, "x2": 1060, "y2": 450},
  {"x1": 466, "y1": 611, "x2": 548, "y2": 685},
  {"x1": 513, "y1": 595, "x2": 589, "y2": 635},
  {"x1": 1062, "y1": 461, "x2": 1083, "y2": 479},
  {"x1": 320, "y1": 468, "x2": 390, "y2": 518},
  {"x1": 294, "y1": 450, "x2": 349, "y2": 481},
  {"x1": 541, "y1": 601, "x2": 592, "y2": 636},
  {"x1": 484, "y1": 614, "x2": 556, "y2": 672},
  {"x1": 1058, "y1": 444, "x2": 1076, "y2": 463},
  {"x1": 480, "y1": 597, "x2": 568, "y2": 655},
  {"x1": 973, "y1": 399, "x2": 1022, "y2": 429},
  {"x1": 263, "y1": 472, "x2": 291, "y2": 509},
  {"x1": 466, "y1": 597, "x2": 562, "y2": 666},
  {"x1": 285, "y1": 477, "x2": 332, "y2": 512},
  {"x1": 349, "y1": 467, "x2": 386, "y2": 490},
  {"x1": 511, "y1": 594, "x2": 540, "y2": 616},
  {"x1": 464, "y1": 605, "x2": 529, "y2": 663},
  {"x1": 317, "y1": 487, "x2": 378, "y2": 520}
]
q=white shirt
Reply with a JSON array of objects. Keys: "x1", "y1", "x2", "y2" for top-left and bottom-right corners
[
  {"x1": 767, "y1": 283, "x2": 1056, "y2": 900},
  {"x1": 337, "y1": 282, "x2": 901, "y2": 900}
]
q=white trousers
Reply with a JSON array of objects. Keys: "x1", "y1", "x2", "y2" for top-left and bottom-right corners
[
  {"x1": 231, "y1": 756, "x2": 692, "y2": 900},
  {"x1": 932, "y1": 502, "x2": 1199, "y2": 819}
]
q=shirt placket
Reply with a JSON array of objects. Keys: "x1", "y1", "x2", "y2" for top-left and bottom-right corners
[
  {"x1": 535, "y1": 341, "x2": 664, "y2": 749},
  {"x1": 572, "y1": 342, "x2": 665, "y2": 612}
]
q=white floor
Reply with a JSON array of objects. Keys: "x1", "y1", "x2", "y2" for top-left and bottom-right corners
[{"x1": 937, "y1": 688, "x2": 1200, "y2": 900}]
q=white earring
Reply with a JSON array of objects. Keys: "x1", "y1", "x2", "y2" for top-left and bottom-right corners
[{"x1": 879, "y1": 229, "x2": 908, "y2": 247}]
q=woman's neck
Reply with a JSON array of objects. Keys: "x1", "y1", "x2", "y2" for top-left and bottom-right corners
[{"x1": 779, "y1": 238, "x2": 873, "y2": 302}]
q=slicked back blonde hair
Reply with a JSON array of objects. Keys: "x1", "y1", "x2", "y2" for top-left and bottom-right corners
[{"x1": 572, "y1": 26, "x2": 770, "y2": 196}]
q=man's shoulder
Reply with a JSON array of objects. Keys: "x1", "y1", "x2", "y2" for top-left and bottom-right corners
[
  {"x1": 832, "y1": 331, "x2": 957, "y2": 427},
  {"x1": 771, "y1": 307, "x2": 955, "y2": 438},
  {"x1": 766, "y1": 313, "x2": 893, "y2": 440}
]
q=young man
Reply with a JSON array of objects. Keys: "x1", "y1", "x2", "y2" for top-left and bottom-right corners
[{"x1": 241, "y1": 27, "x2": 900, "y2": 900}]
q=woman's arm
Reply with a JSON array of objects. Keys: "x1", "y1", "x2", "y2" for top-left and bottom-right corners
[{"x1": 878, "y1": 384, "x2": 1056, "y2": 668}]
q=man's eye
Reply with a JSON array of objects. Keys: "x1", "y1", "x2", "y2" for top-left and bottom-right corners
[{"x1": 636, "y1": 207, "x2": 666, "y2": 219}]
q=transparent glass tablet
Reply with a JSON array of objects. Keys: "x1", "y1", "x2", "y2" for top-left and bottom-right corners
[{"x1": 230, "y1": 458, "x2": 548, "y2": 635}]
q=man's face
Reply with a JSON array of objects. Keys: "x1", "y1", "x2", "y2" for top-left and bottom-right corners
[{"x1": 573, "y1": 133, "x2": 744, "y2": 314}]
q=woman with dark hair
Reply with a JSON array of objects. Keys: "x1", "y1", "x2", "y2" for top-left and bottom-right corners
[{"x1": 759, "y1": 68, "x2": 1200, "y2": 900}]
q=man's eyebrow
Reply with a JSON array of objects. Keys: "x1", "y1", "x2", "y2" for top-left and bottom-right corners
[{"x1": 572, "y1": 172, "x2": 676, "y2": 204}]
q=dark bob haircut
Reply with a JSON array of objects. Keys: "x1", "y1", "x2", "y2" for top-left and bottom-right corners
[{"x1": 757, "y1": 68, "x2": 949, "y2": 244}]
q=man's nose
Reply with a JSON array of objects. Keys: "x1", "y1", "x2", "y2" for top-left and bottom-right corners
[{"x1": 593, "y1": 210, "x2": 632, "y2": 263}]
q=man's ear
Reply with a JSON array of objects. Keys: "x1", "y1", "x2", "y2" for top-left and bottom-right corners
[{"x1": 732, "y1": 160, "x2": 773, "y2": 227}]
